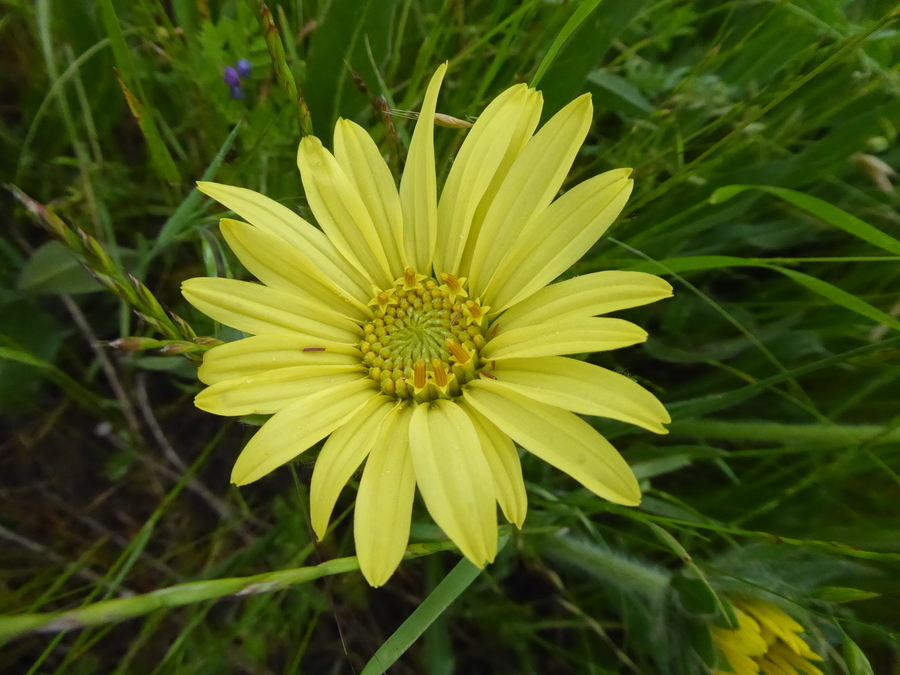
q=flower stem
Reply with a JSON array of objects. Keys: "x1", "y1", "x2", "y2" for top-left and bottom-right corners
[
  {"x1": 0, "y1": 540, "x2": 458, "y2": 642},
  {"x1": 249, "y1": 0, "x2": 313, "y2": 136}
]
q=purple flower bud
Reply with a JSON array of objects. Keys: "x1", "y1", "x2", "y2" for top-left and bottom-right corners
[
  {"x1": 235, "y1": 59, "x2": 252, "y2": 79},
  {"x1": 229, "y1": 83, "x2": 244, "y2": 100},
  {"x1": 223, "y1": 66, "x2": 240, "y2": 86}
]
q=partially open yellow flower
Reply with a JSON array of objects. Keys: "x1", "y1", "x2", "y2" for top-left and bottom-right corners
[
  {"x1": 711, "y1": 598, "x2": 824, "y2": 675},
  {"x1": 182, "y1": 63, "x2": 672, "y2": 586}
]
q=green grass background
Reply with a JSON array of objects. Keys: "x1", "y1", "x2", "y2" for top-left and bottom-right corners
[{"x1": 2, "y1": 0, "x2": 900, "y2": 672}]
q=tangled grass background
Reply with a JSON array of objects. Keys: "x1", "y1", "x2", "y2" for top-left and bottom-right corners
[{"x1": 1, "y1": 0, "x2": 899, "y2": 672}]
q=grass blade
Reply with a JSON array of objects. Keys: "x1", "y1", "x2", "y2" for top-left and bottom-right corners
[
  {"x1": 626, "y1": 255, "x2": 900, "y2": 332},
  {"x1": 361, "y1": 536, "x2": 508, "y2": 675},
  {"x1": 711, "y1": 185, "x2": 900, "y2": 256},
  {"x1": 150, "y1": 121, "x2": 243, "y2": 258},
  {"x1": 98, "y1": 0, "x2": 180, "y2": 183},
  {"x1": 530, "y1": 0, "x2": 604, "y2": 88}
]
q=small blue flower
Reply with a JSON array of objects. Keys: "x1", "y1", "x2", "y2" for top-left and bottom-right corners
[
  {"x1": 223, "y1": 66, "x2": 240, "y2": 86},
  {"x1": 235, "y1": 59, "x2": 252, "y2": 79},
  {"x1": 229, "y1": 83, "x2": 244, "y2": 100}
]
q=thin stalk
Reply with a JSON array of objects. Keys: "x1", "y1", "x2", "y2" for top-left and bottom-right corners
[{"x1": 0, "y1": 540, "x2": 458, "y2": 642}]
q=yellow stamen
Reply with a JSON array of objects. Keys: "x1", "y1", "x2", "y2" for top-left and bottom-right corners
[
  {"x1": 461, "y1": 300, "x2": 489, "y2": 326},
  {"x1": 368, "y1": 288, "x2": 397, "y2": 310},
  {"x1": 446, "y1": 339, "x2": 470, "y2": 364},
  {"x1": 438, "y1": 273, "x2": 468, "y2": 301},
  {"x1": 394, "y1": 267, "x2": 427, "y2": 290},
  {"x1": 431, "y1": 359, "x2": 448, "y2": 387},
  {"x1": 414, "y1": 360, "x2": 427, "y2": 389}
]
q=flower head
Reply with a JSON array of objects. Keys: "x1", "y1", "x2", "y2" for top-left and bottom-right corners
[
  {"x1": 183, "y1": 64, "x2": 673, "y2": 586},
  {"x1": 711, "y1": 597, "x2": 824, "y2": 675}
]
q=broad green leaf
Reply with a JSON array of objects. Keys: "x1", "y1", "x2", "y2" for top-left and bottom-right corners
[
  {"x1": 18, "y1": 241, "x2": 137, "y2": 295},
  {"x1": 587, "y1": 69, "x2": 655, "y2": 115},
  {"x1": 672, "y1": 575, "x2": 719, "y2": 615},
  {"x1": 648, "y1": 523, "x2": 738, "y2": 629},
  {"x1": 305, "y1": 0, "x2": 400, "y2": 145},
  {"x1": 844, "y1": 637, "x2": 875, "y2": 675}
]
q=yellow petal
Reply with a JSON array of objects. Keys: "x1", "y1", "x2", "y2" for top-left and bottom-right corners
[
  {"x1": 434, "y1": 84, "x2": 537, "y2": 277},
  {"x1": 409, "y1": 399, "x2": 498, "y2": 566},
  {"x1": 310, "y1": 395, "x2": 395, "y2": 540},
  {"x1": 219, "y1": 219, "x2": 371, "y2": 320},
  {"x1": 399, "y1": 63, "x2": 446, "y2": 271},
  {"x1": 458, "y1": 400, "x2": 527, "y2": 528},
  {"x1": 718, "y1": 644, "x2": 762, "y2": 675},
  {"x1": 457, "y1": 88, "x2": 543, "y2": 280},
  {"x1": 354, "y1": 403, "x2": 416, "y2": 587},
  {"x1": 465, "y1": 93, "x2": 593, "y2": 299},
  {"x1": 485, "y1": 170, "x2": 633, "y2": 311},
  {"x1": 487, "y1": 357, "x2": 670, "y2": 434},
  {"x1": 496, "y1": 271, "x2": 673, "y2": 331},
  {"x1": 231, "y1": 378, "x2": 378, "y2": 485},
  {"x1": 481, "y1": 317, "x2": 647, "y2": 360},
  {"x1": 758, "y1": 656, "x2": 793, "y2": 675},
  {"x1": 737, "y1": 600, "x2": 807, "y2": 654},
  {"x1": 297, "y1": 136, "x2": 394, "y2": 288},
  {"x1": 773, "y1": 644, "x2": 824, "y2": 674},
  {"x1": 196, "y1": 181, "x2": 370, "y2": 303},
  {"x1": 333, "y1": 119, "x2": 406, "y2": 278},
  {"x1": 195, "y1": 365, "x2": 365, "y2": 416},
  {"x1": 463, "y1": 380, "x2": 641, "y2": 505},
  {"x1": 198, "y1": 334, "x2": 361, "y2": 386},
  {"x1": 765, "y1": 647, "x2": 803, "y2": 675},
  {"x1": 182, "y1": 277, "x2": 361, "y2": 342}
]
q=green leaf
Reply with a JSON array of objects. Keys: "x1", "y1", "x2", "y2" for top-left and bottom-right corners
[
  {"x1": 710, "y1": 185, "x2": 900, "y2": 256},
  {"x1": 812, "y1": 586, "x2": 880, "y2": 603},
  {"x1": 17, "y1": 241, "x2": 137, "y2": 295},
  {"x1": 686, "y1": 618, "x2": 717, "y2": 668},
  {"x1": 844, "y1": 637, "x2": 875, "y2": 675},
  {"x1": 587, "y1": 69, "x2": 655, "y2": 115},
  {"x1": 647, "y1": 523, "x2": 738, "y2": 628},
  {"x1": 673, "y1": 574, "x2": 719, "y2": 615},
  {"x1": 360, "y1": 554, "x2": 488, "y2": 675},
  {"x1": 305, "y1": 0, "x2": 400, "y2": 145}
]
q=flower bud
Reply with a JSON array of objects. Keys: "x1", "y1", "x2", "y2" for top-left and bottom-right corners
[
  {"x1": 223, "y1": 66, "x2": 240, "y2": 86},
  {"x1": 235, "y1": 59, "x2": 251, "y2": 79}
]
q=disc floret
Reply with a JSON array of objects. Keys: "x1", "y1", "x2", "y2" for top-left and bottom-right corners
[{"x1": 360, "y1": 268, "x2": 487, "y2": 402}]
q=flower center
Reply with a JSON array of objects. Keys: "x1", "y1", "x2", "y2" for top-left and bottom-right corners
[{"x1": 360, "y1": 268, "x2": 488, "y2": 402}]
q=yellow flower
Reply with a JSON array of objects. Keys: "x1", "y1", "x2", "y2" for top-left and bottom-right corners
[
  {"x1": 711, "y1": 598, "x2": 824, "y2": 675},
  {"x1": 182, "y1": 64, "x2": 672, "y2": 586}
]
